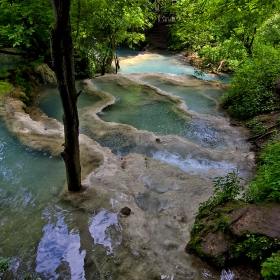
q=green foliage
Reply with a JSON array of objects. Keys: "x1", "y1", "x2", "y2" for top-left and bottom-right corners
[
  {"x1": 15, "y1": 68, "x2": 29, "y2": 94},
  {"x1": 198, "y1": 38, "x2": 247, "y2": 72},
  {"x1": 199, "y1": 169, "x2": 245, "y2": 213},
  {"x1": 74, "y1": 56, "x2": 96, "y2": 78},
  {"x1": 245, "y1": 142, "x2": 280, "y2": 203},
  {"x1": 0, "y1": 257, "x2": 10, "y2": 276},
  {"x1": 170, "y1": 0, "x2": 280, "y2": 58},
  {"x1": 212, "y1": 216, "x2": 229, "y2": 232},
  {"x1": 70, "y1": 0, "x2": 155, "y2": 74},
  {"x1": 211, "y1": 169, "x2": 245, "y2": 204},
  {"x1": 246, "y1": 119, "x2": 267, "y2": 135},
  {"x1": 257, "y1": 14, "x2": 280, "y2": 48},
  {"x1": 0, "y1": 0, "x2": 54, "y2": 56},
  {"x1": 0, "y1": 71, "x2": 10, "y2": 79},
  {"x1": 235, "y1": 234, "x2": 280, "y2": 261},
  {"x1": 29, "y1": 56, "x2": 44, "y2": 68},
  {"x1": 0, "y1": 0, "x2": 154, "y2": 72},
  {"x1": 221, "y1": 45, "x2": 280, "y2": 119},
  {"x1": 261, "y1": 251, "x2": 280, "y2": 279}
]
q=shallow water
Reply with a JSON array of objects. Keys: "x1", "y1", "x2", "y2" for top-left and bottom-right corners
[
  {"x1": 118, "y1": 51, "x2": 230, "y2": 82},
  {"x1": 0, "y1": 51, "x2": 246, "y2": 279},
  {"x1": 0, "y1": 117, "x2": 121, "y2": 278},
  {"x1": 93, "y1": 77, "x2": 226, "y2": 149},
  {"x1": 140, "y1": 75, "x2": 224, "y2": 116},
  {"x1": 39, "y1": 81, "x2": 101, "y2": 122}
]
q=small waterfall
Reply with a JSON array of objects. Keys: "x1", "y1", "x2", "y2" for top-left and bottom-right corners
[{"x1": 221, "y1": 269, "x2": 236, "y2": 280}]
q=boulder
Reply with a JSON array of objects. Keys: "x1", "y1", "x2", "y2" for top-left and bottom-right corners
[
  {"x1": 230, "y1": 204, "x2": 280, "y2": 239},
  {"x1": 187, "y1": 202, "x2": 280, "y2": 269}
]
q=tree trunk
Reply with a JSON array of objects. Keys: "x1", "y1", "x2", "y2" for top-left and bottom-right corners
[{"x1": 51, "y1": 0, "x2": 82, "y2": 191}]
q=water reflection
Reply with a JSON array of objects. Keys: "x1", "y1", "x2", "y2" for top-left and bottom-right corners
[
  {"x1": 0, "y1": 117, "x2": 66, "y2": 276},
  {"x1": 89, "y1": 209, "x2": 122, "y2": 255},
  {"x1": 36, "y1": 208, "x2": 86, "y2": 279}
]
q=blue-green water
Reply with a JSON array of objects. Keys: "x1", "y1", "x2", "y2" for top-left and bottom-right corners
[
  {"x1": 0, "y1": 117, "x2": 73, "y2": 277},
  {"x1": 39, "y1": 83, "x2": 101, "y2": 122},
  {"x1": 0, "y1": 87, "x2": 117, "y2": 279},
  {"x1": 93, "y1": 79, "x2": 225, "y2": 149},
  {"x1": 119, "y1": 52, "x2": 230, "y2": 82},
  {"x1": 140, "y1": 76, "x2": 224, "y2": 116}
]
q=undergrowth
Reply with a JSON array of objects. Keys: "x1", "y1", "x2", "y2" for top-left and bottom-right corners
[{"x1": 189, "y1": 142, "x2": 280, "y2": 272}]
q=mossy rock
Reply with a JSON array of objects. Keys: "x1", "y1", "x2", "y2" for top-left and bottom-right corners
[
  {"x1": 187, "y1": 201, "x2": 280, "y2": 269},
  {"x1": 0, "y1": 80, "x2": 13, "y2": 105},
  {"x1": 35, "y1": 63, "x2": 56, "y2": 84},
  {"x1": 0, "y1": 80, "x2": 13, "y2": 96}
]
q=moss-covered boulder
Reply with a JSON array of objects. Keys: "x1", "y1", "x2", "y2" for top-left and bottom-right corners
[
  {"x1": 0, "y1": 80, "x2": 13, "y2": 101},
  {"x1": 187, "y1": 202, "x2": 280, "y2": 269}
]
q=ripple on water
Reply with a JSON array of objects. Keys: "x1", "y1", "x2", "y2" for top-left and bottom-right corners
[{"x1": 152, "y1": 150, "x2": 236, "y2": 178}]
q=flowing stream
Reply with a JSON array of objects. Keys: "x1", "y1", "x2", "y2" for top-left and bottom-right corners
[{"x1": 0, "y1": 50, "x2": 252, "y2": 279}]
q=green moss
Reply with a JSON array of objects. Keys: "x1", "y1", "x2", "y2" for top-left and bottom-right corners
[{"x1": 0, "y1": 80, "x2": 13, "y2": 96}]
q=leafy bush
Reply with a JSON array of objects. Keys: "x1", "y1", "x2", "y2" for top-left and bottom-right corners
[
  {"x1": 235, "y1": 234, "x2": 280, "y2": 261},
  {"x1": 261, "y1": 251, "x2": 280, "y2": 279},
  {"x1": 199, "y1": 38, "x2": 247, "y2": 72},
  {"x1": 246, "y1": 119, "x2": 267, "y2": 135},
  {"x1": 245, "y1": 142, "x2": 280, "y2": 203},
  {"x1": 221, "y1": 45, "x2": 280, "y2": 119},
  {"x1": 198, "y1": 169, "x2": 245, "y2": 215},
  {"x1": 15, "y1": 68, "x2": 30, "y2": 94}
]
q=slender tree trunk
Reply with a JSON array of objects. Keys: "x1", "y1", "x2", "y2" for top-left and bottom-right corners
[{"x1": 51, "y1": 0, "x2": 82, "y2": 191}]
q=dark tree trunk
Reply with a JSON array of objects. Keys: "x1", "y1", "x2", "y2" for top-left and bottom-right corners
[
  {"x1": 51, "y1": 0, "x2": 82, "y2": 191},
  {"x1": 244, "y1": 27, "x2": 257, "y2": 57}
]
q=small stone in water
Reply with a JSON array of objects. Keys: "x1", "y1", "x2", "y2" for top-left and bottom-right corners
[
  {"x1": 120, "y1": 207, "x2": 131, "y2": 216},
  {"x1": 156, "y1": 138, "x2": 162, "y2": 143}
]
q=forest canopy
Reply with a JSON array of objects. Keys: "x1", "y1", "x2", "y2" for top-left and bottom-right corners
[
  {"x1": 0, "y1": 0, "x2": 155, "y2": 75},
  {"x1": 0, "y1": 0, "x2": 280, "y2": 118}
]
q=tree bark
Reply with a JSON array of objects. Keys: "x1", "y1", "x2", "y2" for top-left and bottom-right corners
[{"x1": 51, "y1": 0, "x2": 82, "y2": 191}]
